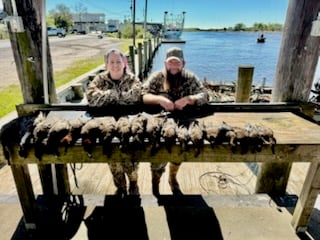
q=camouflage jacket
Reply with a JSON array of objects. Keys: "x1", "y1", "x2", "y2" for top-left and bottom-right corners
[
  {"x1": 86, "y1": 70, "x2": 142, "y2": 106},
  {"x1": 142, "y1": 69, "x2": 209, "y2": 106}
]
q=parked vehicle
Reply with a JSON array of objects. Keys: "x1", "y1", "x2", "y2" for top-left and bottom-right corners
[
  {"x1": 47, "y1": 27, "x2": 66, "y2": 38},
  {"x1": 69, "y1": 29, "x2": 87, "y2": 35}
]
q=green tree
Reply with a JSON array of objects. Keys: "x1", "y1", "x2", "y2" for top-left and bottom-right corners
[
  {"x1": 48, "y1": 4, "x2": 73, "y2": 29},
  {"x1": 234, "y1": 23, "x2": 246, "y2": 31},
  {"x1": 252, "y1": 22, "x2": 266, "y2": 31}
]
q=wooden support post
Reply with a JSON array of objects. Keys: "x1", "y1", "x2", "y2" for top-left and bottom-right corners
[
  {"x1": 11, "y1": 164, "x2": 37, "y2": 229},
  {"x1": 10, "y1": 146, "x2": 38, "y2": 229},
  {"x1": 144, "y1": 41, "x2": 148, "y2": 77},
  {"x1": 235, "y1": 65, "x2": 254, "y2": 102},
  {"x1": 148, "y1": 39, "x2": 152, "y2": 69},
  {"x1": 129, "y1": 45, "x2": 135, "y2": 74},
  {"x1": 153, "y1": 38, "x2": 156, "y2": 57},
  {"x1": 138, "y1": 43, "x2": 143, "y2": 80},
  {"x1": 55, "y1": 164, "x2": 70, "y2": 195},
  {"x1": 39, "y1": 164, "x2": 71, "y2": 196},
  {"x1": 291, "y1": 161, "x2": 320, "y2": 231},
  {"x1": 255, "y1": 162, "x2": 292, "y2": 195},
  {"x1": 257, "y1": 0, "x2": 320, "y2": 197},
  {"x1": 38, "y1": 165, "x2": 55, "y2": 195}
]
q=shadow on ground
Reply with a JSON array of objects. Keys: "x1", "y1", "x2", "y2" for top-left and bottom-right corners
[
  {"x1": 11, "y1": 195, "x2": 86, "y2": 240},
  {"x1": 85, "y1": 194, "x2": 223, "y2": 240},
  {"x1": 11, "y1": 194, "x2": 223, "y2": 240},
  {"x1": 157, "y1": 195, "x2": 223, "y2": 240}
]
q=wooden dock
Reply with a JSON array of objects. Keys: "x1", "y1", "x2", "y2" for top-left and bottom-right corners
[
  {"x1": 161, "y1": 39, "x2": 186, "y2": 44},
  {"x1": 0, "y1": 162, "x2": 312, "y2": 239}
]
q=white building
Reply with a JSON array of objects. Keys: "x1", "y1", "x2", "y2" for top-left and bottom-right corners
[
  {"x1": 106, "y1": 19, "x2": 120, "y2": 32},
  {"x1": 72, "y1": 13, "x2": 106, "y2": 33}
]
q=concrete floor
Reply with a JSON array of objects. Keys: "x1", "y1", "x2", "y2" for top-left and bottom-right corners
[{"x1": 0, "y1": 194, "x2": 301, "y2": 240}]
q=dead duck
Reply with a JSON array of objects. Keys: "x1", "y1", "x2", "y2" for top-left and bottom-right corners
[
  {"x1": 17, "y1": 112, "x2": 46, "y2": 158},
  {"x1": 176, "y1": 124, "x2": 190, "y2": 154},
  {"x1": 203, "y1": 123, "x2": 222, "y2": 148},
  {"x1": 69, "y1": 116, "x2": 89, "y2": 146},
  {"x1": 33, "y1": 114, "x2": 61, "y2": 160},
  {"x1": 99, "y1": 116, "x2": 117, "y2": 157},
  {"x1": 161, "y1": 117, "x2": 177, "y2": 153},
  {"x1": 0, "y1": 115, "x2": 36, "y2": 161},
  {"x1": 80, "y1": 117, "x2": 105, "y2": 157},
  {"x1": 146, "y1": 115, "x2": 165, "y2": 155},
  {"x1": 116, "y1": 116, "x2": 131, "y2": 152},
  {"x1": 130, "y1": 113, "x2": 148, "y2": 151},
  {"x1": 254, "y1": 124, "x2": 276, "y2": 154},
  {"x1": 214, "y1": 121, "x2": 234, "y2": 145},
  {"x1": 225, "y1": 125, "x2": 251, "y2": 154},
  {"x1": 18, "y1": 115, "x2": 39, "y2": 158},
  {"x1": 188, "y1": 120, "x2": 205, "y2": 157},
  {"x1": 46, "y1": 118, "x2": 72, "y2": 157}
]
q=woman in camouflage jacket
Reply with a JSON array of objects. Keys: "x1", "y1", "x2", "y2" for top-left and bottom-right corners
[{"x1": 86, "y1": 49, "x2": 141, "y2": 196}]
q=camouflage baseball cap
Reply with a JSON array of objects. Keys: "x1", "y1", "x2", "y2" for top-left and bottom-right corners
[{"x1": 166, "y1": 47, "x2": 184, "y2": 62}]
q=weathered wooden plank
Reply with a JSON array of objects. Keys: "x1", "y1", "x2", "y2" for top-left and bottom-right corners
[
  {"x1": 292, "y1": 161, "x2": 320, "y2": 231},
  {"x1": 10, "y1": 164, "x2": 37, "y2": 229},
  {"x1": 9, "y1": 144, "x2": 320, "y2": 165},
  {"x1": 15, "y1": 102, "x2": 302, "y2": 116}
]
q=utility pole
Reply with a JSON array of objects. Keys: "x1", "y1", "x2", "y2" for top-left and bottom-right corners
[
  {"x1": 143, "y1": 0, "x2": 147, "y2": 39},
  {"x1": 132, "y1": 0, "x2": 136, "y2": 47}
]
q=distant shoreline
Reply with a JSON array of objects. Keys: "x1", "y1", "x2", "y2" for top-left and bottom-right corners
[{"x1": 184, "y1": 28, "x2": 282, "y2": 33}]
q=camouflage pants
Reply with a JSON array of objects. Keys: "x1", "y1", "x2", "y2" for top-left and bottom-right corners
[
  {"x1": 150, "y1": 162, "x2": 181, "y2": 175},
  {"x1": 109, "y1": 162, "x2": 139, "y2": 190},
  {"x1": 151, "y1": 162, "x2": 182, "y2": 193}
]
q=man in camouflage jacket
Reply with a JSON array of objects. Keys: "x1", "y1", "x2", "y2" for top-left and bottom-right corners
[{"x1": 142, "y1": 47, "x2": 209, "y2": 196}]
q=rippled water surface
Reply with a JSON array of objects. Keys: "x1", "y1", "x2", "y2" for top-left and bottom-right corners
[{"x1": 151, "y1": 31, "x2": 282, "y2": 86}]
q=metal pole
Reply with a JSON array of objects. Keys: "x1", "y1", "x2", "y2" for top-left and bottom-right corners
[
  {"x1": 132, "y1": 0, "x2": 136, "y2": 47},
  {"x1": 143, "y1": 0, "x2": 147, "y2": 39},
  {"x1": 42, "y1": 0, "x2": 49, "y2": 104},
  {"x1": 43, "y1": 0, "x2": 57, "y2": 195}
]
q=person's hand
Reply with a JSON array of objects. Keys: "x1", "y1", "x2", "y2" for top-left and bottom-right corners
[
  {"x1": 174, "y1": 96, "x2": 195, "y2": 110},
  {"x1": 158, "y1": 96, "x2": 175, "y2": 111}
]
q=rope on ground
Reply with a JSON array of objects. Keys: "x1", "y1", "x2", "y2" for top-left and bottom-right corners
[{"x1": 199, "y1": 164, "x2": 259, "y2": 194}]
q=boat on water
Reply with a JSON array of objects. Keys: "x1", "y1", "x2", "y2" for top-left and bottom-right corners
[
  {"x1": 257, "y1": 34, "x2": 266, "y2": 43},
  {"x1": 163, "y1": 11, "x2": 186, "y2": 39}
]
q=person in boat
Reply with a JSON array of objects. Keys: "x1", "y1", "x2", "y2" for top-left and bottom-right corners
[
  {"x1": 257, "y1": 34, "x2": 265, "y2": 42},
  {"x1": 142, "y1": 47, "x2": 209, "y2": 196},
  {"x1": 86, "y1": 48, "x2": 142, "y2": 196}
]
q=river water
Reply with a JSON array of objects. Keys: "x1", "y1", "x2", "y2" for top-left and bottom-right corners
[{"x1": 151, "y1": 31, "x2": 320, "y2": 88}]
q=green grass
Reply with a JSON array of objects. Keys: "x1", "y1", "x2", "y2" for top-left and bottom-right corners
[
  {"x1": 0, "y1": 85, "x2": 23, "y2": 117},
  {"x1": 54, "y1": 56, "x2": 104, "y2": 87},
  {"x1": 0, "y1": 57, "x2": 105, "y2": 118}
]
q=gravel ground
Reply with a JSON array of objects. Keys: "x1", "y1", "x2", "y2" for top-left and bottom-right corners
[{"x1": 0, "y1": 34, "x2": 125, "y2": 90}]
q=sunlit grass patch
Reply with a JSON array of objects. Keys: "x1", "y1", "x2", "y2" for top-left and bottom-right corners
[
  {"x1": 54, "y1": 56, "x2": 104, "y2": 87},
  {"x1": 0, "y1": 85, "x2": 23, "y2": 117}
]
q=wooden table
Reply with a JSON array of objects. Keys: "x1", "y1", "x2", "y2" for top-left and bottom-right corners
[{"x1": 7, "y1": 110, "x2": 320, "y2": 232}]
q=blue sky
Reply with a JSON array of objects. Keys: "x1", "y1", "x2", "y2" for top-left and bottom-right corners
[{"x1": 1, "y1": 0, "x2": 289, "y2": 29}]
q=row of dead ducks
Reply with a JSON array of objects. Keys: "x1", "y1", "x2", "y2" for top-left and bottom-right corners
[{"x1": 1, "y1": 112, "x2": 276, "y2": 161}]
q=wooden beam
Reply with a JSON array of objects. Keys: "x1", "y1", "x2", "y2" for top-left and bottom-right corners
[{"x1": 258, "y1": 0, "x2": 320, "y2": 196}]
